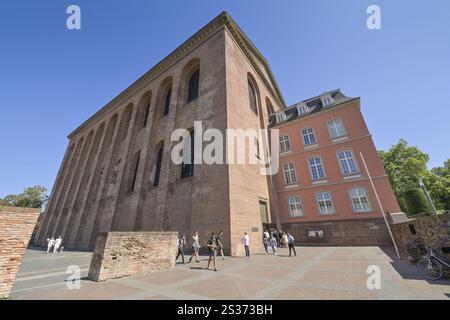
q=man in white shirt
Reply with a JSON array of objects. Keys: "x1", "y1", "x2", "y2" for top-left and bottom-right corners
[
  {"x1": 243, "y1": 232, "x2": 250, "y2": 258},
  {"x1": 53, "y1": 236, "x2": 62, "y2": 253},
  {"x1": 46, "y1": 237, "x2": 55, "y2": 253}
]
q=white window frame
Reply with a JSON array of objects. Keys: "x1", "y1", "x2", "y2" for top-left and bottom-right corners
[
  {"x1": 328, "y1": 119, "x2": 346, "y2": 139},
  {"x1": 316, "y1": 191, "x2": 335, "y2": 215},
  {"x1": 276, "y1": 112, "x2": 287, "y2": 123},
  {"x1": 321, "y1": 94, "x2": 334, "y2": 107},
  {"x1": 279, "y1": 135, "x2": 292, "y2": 153},
  {"x1": 301, "y1": 127, "x2": 317, "y2": 146},
  {"x1": 349, "y1": 188, "x2": 372, "y2": 213},
  {"x1": 297, "y1": 103, "x2": 309, "y2": 116},
  {"x1": 308, "y1": 156, "x2": 326, "y2": 181},
  {"x1": 337, "y1": 150, "x2": 359, "y2": 176},
  {"x1": 283, "y1": 162, "x2": 297, "y2": 185},
  {"x1": 288, "y1": 196, "x2": 304, "y2": 217}
]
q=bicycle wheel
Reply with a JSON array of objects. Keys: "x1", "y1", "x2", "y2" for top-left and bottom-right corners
[{"x1": 417, "y1": 257, "x2": 443, "y2": 280}]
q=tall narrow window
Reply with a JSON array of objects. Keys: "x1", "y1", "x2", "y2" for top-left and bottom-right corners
[
  {"x1": 283, "y1": 162, "x2": 297, "y2": 184},
  {"x1": 279, "y1": 135, "x2": 291, "y2": 153},
  {"x1": 129, "y1": 151, "x2": 141, "y2": 192},
  {"x1": 349, "y1": 188, "x2": 371, "y2": 212},
  {"x1": 163, "y1": 88, "x2": 171, "y2": 116},
  {"x1": 337, "y1": 150, "x2": 358, "y2": 175},
  {"x1": 288, "y1": 196, "x2": 304, "y2": 217},
  {"x1": 248, "y1": 79, "x2": 258, "y2": 115},
  {"x1": 153, "y1": 145, "x2": 164, "y2": 186},
  {"x1": 143, "y1": 103, "x2": 151, "y2": 128},
  {"x1": 308, "y1": 156, "x2": 325, "y2": 180},
  {"x1": 328, "y1": 119, "x2": 346, "y2": 139},
  {"x1": 276, "y1": 112, "x2": 286, "y2": 123},
  {"x1": 316, "y1": 192, "x2": 335, "y2": 215},
  {"x1": 302, "y1": 127, "x2": 317, "y2": 145},
  {"x1": 181, "y1": 131, "x2": 194, "y2": 179},
  {"x1": 187, "y1": 70, "x2": 199, "y2": 103}
]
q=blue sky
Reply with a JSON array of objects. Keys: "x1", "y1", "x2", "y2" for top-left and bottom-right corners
[{"x1": 0, "y1": 0, "x2": 449, "y2": 197}]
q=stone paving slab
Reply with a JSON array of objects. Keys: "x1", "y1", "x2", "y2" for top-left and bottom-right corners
[{"x1": 9, "y1": 246, "x2": 450, "y2": 300}]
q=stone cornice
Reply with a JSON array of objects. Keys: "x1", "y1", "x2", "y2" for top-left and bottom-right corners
[{"x1": 68, "y1": 11, "x2": 286, "y2": 139}]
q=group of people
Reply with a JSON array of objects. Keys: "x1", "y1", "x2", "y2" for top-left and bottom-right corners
[
  {"x1": 175, "y1": 229, "x2": 297, "y2": 272},
  {"x1": 263, "y1": 230, "x2": 296, "y2": 257},
  {"x1": 176, "y1": 231, "x2": 226, "y2": 271},
  {"x1": 46, "y1": 236, "x2": 63, "y2": 254}
]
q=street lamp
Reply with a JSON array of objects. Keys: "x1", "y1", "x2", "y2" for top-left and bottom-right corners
[{"x1": 419, "y1": 178, "x2": 437, "y2": 215}]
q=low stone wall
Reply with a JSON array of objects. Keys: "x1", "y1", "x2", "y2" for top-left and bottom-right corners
[
  {"x1": 391, "y1": 214, "x2": 450, "y2": 259},
  {"x1": 267, "y1": 217, "x2": 391, "y2": 247},
  {"x1": 88, "y1": 231, "x2": 178, "y2": 282},
  {"x1": 0, "y1": 206, "x2": 40, "y2": 299}
]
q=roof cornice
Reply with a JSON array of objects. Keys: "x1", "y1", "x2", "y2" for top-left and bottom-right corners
[{"x1": 68, "y1": 11, "x2": 286, "y2": 139}]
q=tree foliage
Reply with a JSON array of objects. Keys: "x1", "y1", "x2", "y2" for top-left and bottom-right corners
[
  {"x1": 379, "y1": 140, "x2": 450, "y2": 211},
  {"x1": 0, "y1": 186, "x2": 48, "y2": 209}
]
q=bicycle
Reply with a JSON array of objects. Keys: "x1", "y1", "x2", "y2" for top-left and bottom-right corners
[{"x1": 416, "y1": 245, "x2": 450, "y2": 280}]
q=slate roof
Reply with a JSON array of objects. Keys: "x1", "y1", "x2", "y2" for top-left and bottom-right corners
[{"x1": 268, "y1": 89, "x2": 357, "y2": 128}]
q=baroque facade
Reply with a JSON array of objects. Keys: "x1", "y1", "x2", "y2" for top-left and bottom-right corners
[{"x1": 35, "y1": 12, "x2": 400, "y2": 254}]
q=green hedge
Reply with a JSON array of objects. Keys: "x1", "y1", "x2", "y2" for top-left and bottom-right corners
[{"x1": 401, "y1": 188, "x2": 430, "y2": 216}]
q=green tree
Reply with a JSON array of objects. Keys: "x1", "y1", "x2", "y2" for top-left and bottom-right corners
[
  {"x1": 379, "y1": 141, "x2": 450, "y2": 212},
  {"x1": 378, "y1": 139, "x2": 429, "y2": 195},
  {"x1": 0, "y1": 186, "x2": 48, "y2": 209}
]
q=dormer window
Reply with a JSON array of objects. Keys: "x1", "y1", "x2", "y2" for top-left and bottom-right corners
[
  {"x1": 297, "y1": 104, "x2": 309, "y2": 115},
  {"x1": 276, "y1": 112, "x2": 287, "y2": 123},
  {"x1": 321, "y1": 94, "x2": 334, "y2": 107}
]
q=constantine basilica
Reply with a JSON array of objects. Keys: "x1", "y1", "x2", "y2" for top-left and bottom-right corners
[{"x1": 35, "y1": 12, "x2": 400, "y2": 256}]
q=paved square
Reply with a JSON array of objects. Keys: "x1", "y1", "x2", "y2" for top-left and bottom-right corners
[{"x1": 9, "y1": 246, "x2": 450, "y2": 300}]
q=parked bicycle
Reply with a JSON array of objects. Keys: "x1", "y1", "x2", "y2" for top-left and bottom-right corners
[{"x1": 416, "y1": 245, "x2": 450, "y2": 280}]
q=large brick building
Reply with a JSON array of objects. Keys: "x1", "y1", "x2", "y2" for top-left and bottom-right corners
[{"x1": 35, "y1": 12, "x2": 400, "y2": 255}]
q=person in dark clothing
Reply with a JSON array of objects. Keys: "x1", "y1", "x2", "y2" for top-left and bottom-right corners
[
  {"x1": 287, "y1": 233, "x2": 297, "y2": 257},
  {"x1": 176, "y1": 234, "x2": 186, "y2": 264},
  {"x1": 206, "y1": 232, "x2": 218, "y2": 271}
]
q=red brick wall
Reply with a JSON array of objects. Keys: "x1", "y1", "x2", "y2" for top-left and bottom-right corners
[
  {"x1": 88, "y1": 231, "x2": 178, "y2": 281},
  {"x1": 0, "y1": 206, "x2": 40, "y2": 299}
]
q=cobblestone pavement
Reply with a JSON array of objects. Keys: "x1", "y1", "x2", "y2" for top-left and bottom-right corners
[{"x1": 10, "y1": 246, "x2": 450, "y2": 300}]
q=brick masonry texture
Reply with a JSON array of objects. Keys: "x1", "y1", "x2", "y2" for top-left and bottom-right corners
[
  {"x1": 267, "y1": 217, "x2": 392, "y2": 247},
  {"x1": 0, "y1": 206, "x2": 40, "y2": 299},
  {"x1": 391, "y1": 214, "x2": 450, "y2": 257},
  {"x1": 88, "y1": 231, "x2": 178, "y2": 281}
]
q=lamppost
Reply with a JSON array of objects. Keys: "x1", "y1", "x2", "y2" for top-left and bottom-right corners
[{"x1": 418, "y1": 178, "x2": 437, "y2": 215}]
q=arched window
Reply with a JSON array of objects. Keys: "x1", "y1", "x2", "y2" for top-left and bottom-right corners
[
  {"x1": 266, "y1": 98, "x2": 274, "y2": 116},
  {"x1": 248, "y1": 79, "x2": 258, "y2": 115},
  {"x1": 187, "y1": 70, "x2": 199, "y2": 103},
  {"x1": 153, "y1": 144, "x2": 164, "y2": 186},
  {"x1": 181, "y1": 130, "x2": 194, "y2": 179},
  {"x1": 129, "y1": 150, "x2": 141, "y2": 192},
  {"x1": 349, "y1": 188, "x2": 371, "y2": 212},
  {"x1": 143, "y1": 102, "x2": 151, "y2": 128},
  {"x1": 328, "y1": 119, "x2": 346, "y2": 139},
  {"x1": 163, "y1": 88, "x2": 172, "y2": 116},
  {"x1": 288, "y1": 196, "x2": 304, "y2": 217},
  {"x1": 316, "y1": 192, "x2": 335, "y2": 215}
]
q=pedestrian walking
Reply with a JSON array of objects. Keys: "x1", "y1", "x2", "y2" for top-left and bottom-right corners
[
  {"x1": 282, "y1": 233, "x2": 288, "y2": 248},
  {"x1": 53, "y1": 236, "x2": 62, "y2": 254},
  {"x1": 46, "y1": 237, "x2": 55, "y2": 253},
  {"x1": 263, "y1": 230, "x2": 270, "y2": 255},
  {"x1": 278, "y1": 231, "x2": 283, "y2": 248},
  {"x1": 243, "y1": 232, "x2": 250, "y2": 258},
  {"x1": 176, "y1": 234, "x2": 186, "y2": 264},
  {"x1": 217, "y1": 230, "x2": 225, "y2": 260},
  {"x1": 188, "y1": 231, "x2": 200, "y2": 263},
  {"x1": 206, "y1": 232, "x2": 218, "y2": 271},
  {"x1": 270, "y1": 233, "x2": 278, "y2": 255},
  {"x1": 287, "y1": 233, "x2": 297, "y2": 257}
]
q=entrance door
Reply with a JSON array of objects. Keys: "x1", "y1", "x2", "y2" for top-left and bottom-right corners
[{"x1": 259, "y1": 201, "x2": 269, "y2": 225}]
